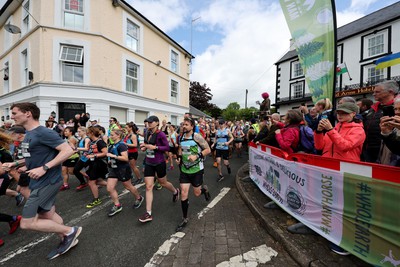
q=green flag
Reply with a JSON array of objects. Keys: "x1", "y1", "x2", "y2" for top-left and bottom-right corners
[{"x1": 280, "y1": 0, "x2": 337, "y2": 103}]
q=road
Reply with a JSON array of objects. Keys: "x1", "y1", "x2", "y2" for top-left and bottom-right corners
[{"x1": 0, "y1": 152, "x2": 298, "y2": 266}]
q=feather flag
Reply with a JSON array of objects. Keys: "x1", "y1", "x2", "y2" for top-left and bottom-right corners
[
  {"x1": 375, "y1": 52, "x2": 400, "y2": 69},
  {"x1": 280, "y1": 0, "x2": 336, "y2": 103},
  {"x1": 336, "y1": 63, "x2": 348, "y2": 75}
]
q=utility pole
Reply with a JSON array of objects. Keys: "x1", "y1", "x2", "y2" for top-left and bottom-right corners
[{"x1": 245, "y1": 89, "x2": 248, "y2": 109}]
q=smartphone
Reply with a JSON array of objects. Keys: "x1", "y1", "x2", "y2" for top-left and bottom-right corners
[
  {"x1": 382, "y1": 106, "x2": 395, "y2": 117},
  {"x1": 321, "y1": 114, "x2": 328, "y2": 119}
]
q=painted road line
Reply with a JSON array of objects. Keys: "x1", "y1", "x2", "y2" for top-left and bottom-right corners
[
  {"x1": 216, "y1": 244, "x2": 278, "y2": 267},
  {"x1": 197, "y1": 187, "x2": 230, "y2": 219},
  {"x1": 144, "y1": 232, "x2": 186, "y2": 267},
  {"x1": 0, "y1": 184, "x2": 144, "y2": 264}
]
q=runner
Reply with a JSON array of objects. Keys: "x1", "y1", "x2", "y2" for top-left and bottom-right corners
[
  {"x1": 106, "y1": 129, "x2": 144, "y2": 217},
  {"x1": 4, "y1": 102, "x2": 81, "y2": 260},
  {"x1": 232, "y1": 121, "x2": 245, "y2": 158},
  {"x1": 167, "y1": 124, "x2": 178, "y2": 171},
  {"x1": 0, "y1": 213, "x2": 21, "y2": 247},
  {"x1": 60, "y1": 127, "x2": 79, "y2": 191},
  {"x1": 73, "y1": 127, "x2": 90, "y2": 191},
  {"x1": 124, "y1": 122, "x2": 142, "y2": 185},
  {"x1": 175, "y1": 117, "x2": 211, "y2": 232},
  {"x1": 213, "y1": 119, "x2": 234, "y2": 182},
  {"x1": 85, "y1": 126, "x2": 108, "y2": 208},
  {"x1": 138, "y1": 115, "x2": 180, "y2": 223}
]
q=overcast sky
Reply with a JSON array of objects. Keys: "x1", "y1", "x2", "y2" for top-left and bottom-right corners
[
  {"x1": 128, "y1": 0, "x2": 398, "y2": 108},
  {"x1": 1, "y1": 0, "x2": 397, "y2": 108}
]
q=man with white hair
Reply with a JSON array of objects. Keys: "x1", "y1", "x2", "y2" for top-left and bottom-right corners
[
  {"x1": 1, "y1": 119, "x2": 13, "y2": 130},
  {"x1": 362, "y1": 80, "x2": 399, "y2": 163}
]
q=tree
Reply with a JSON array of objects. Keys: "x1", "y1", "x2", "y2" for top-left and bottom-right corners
[
  {"x1": 189, "y1": 81, "x2": 213, "y2": 111},
  {"x1": 226, "y1": 102, "x2": 240, "y2": 110},
  {"x1": 207, "y1": 104, "x2": 222, "y2": 118}
]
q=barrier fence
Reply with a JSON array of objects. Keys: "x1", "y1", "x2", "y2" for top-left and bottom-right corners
[{"x1": 248, "y1": 142, "x2": 400, "y2": 266}]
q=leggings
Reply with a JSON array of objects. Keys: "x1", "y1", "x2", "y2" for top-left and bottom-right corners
[
  {"x1": 73, "y1": 159, "x2": 90, "y2": 184},
  {"x1": 0, "y1": 213, "x2": 13, "y2": 222}
]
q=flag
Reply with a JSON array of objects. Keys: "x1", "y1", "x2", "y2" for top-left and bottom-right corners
[
  {"x1": 375, "y1": 52, "x2": 400, "y2": 69},
  {"x1": 336, "y1": 63, "x2": 348, "y2": 75},
  {"x1": 279, "y1": 0, "x2": 337, "y2": 103}
]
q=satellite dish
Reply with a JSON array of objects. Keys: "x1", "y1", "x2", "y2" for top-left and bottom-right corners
[{"x1": 4, "y1": 23, "x2": 21, "y2": 34}]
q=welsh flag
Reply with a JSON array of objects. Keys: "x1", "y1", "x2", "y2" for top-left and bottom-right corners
[{"x1": 336, "y1": 63, "x2": 348, "y2": 75}]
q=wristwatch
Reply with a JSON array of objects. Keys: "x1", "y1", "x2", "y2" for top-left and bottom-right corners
[{"x1": 43, "y1": 165, "x2": 50, "y2": 171}]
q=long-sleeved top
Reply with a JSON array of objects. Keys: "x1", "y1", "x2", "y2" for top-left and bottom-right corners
[
  {"x1": 314, "y1": 121, "x2": 366, "y2": 161},
  {"x1": 259, "y1": 122, "x2": 284, "y2": 148},
  {"x1": 382, "y1": 129, "x2": 400, "y2": 156},
  {"x1": 144, "y1": 130, "x2": 170, "y2": 165},
  {"x1": 275, "y1": 124, "x2": 300, "y2": 154}
]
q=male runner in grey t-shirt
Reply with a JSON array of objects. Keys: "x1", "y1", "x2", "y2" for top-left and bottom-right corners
[{"x1": 3, "y1": 103, "x2": 82, "y2": 260}]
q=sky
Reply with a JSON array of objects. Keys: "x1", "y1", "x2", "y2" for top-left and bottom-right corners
[
  {"x1": 0, "y1": 0, "x2": 397, "y2": 109},
  {"x1": 127, "y1": 0, "x2": 398, "y2": 109}
]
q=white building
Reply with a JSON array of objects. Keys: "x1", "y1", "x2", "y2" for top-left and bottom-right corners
[
  {"x1": 0, "y1": 0, "x2": 192, "y2": 126},
  {"x1": 274, "y1": 2, "x2": 400, "y2": 115}
]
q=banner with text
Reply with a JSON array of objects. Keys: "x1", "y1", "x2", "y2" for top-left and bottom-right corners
[{"x1": 249, "y1": 146, "x2": 400, "y2": 266}]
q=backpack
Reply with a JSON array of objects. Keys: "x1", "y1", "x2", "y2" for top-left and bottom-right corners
[{"x1": 297, "y1": 125, "x2": 317, "y2": 154}]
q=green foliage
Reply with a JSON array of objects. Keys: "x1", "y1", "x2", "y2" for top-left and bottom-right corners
[
  {"x1": 297, "y1": 41, "x2": 324, "y2": 59},
  {"x1": 226, "y1": 102, "x2": 240, "y2": 110},
  {"x1": 302, "y1": 52, "x2": 324, "y2": 67},
  {"x1": 308, "y1": 74, "x2": 331, "y2": 98},
  {"x1": 206, "y1": 104, "x2": 222, "y2": 118},
  {"x1": 189, "y1": 81, "x2": 213, "y2": 111}
]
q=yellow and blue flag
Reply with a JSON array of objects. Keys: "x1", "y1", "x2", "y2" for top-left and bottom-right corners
[{"x1": 375, "y1": 52, "x2": 400, "y2": 69}]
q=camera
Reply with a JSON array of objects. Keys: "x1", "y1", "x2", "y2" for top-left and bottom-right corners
[{"x1": 382, "y1": 106, "x2": 395, "y2": 117}]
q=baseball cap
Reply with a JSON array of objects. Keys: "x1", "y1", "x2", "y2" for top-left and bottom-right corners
[
  {"x1": 336, "y1": 102, "x2": 359, "y2": 114},
  {"x1": 9, "y1": 125, "x2": 25, "y2": 134},
  {"x1": 146, "y1": 115, "x2": 159, "y2": 123}
]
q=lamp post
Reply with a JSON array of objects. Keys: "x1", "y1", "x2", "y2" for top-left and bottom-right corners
[
  {"x1": 190, "y1": 17, "x2": 201, "y2": 56},
  {"x1": 245, "y1": 89, "x2": 248, "y2": 109}
]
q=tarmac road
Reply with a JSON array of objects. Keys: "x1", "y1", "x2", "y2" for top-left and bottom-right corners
[{"x1": 0, "y1": 151, "x2": 298, "y2": 266}]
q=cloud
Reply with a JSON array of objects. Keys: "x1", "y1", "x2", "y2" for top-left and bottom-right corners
[
  {"x1": 349, "y1": 0, "x2": 379, "y2": 11},
  {"x1": 125, "y1": 0, "x2": 189, "y2": 32},
  {"x1": 191, "y1": 0, "x2": 290, "y2": 109}
]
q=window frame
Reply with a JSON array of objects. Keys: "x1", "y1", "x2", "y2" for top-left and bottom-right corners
[
  {"x1": 63, "y1": 0, "x2": 84, "y2": 30},
  {"x1": 22, "y1": 0, "x2": 30, "y2": 34},
  {"x1": 21, "y1": 49, "x2": 29, "y2": 86},
  {"x1": 59, "y1": 45, "x2": 84, "y2": 83},
  {"x1": 125, "y1": 60, "x2": 139, "y2": 94},
  {"x1": 170, "y1": 79, "x2": 179, "y2": 104},
  {"x1": 126, "y1": 19, "x2": 140, "y2": 52},
  {"x1": 3, "y1": 61, "x2": 9, "y2": 94},
  {"x1": 289, "y1": 81, "x2": 305, "y2": 100},
  {"x1": 360, "y1": 27, "x2": 390, "y2": 62},
  {"x1": 170, "y1": 49, "x2": 179, "y2": 73},
  {"x1": 290, "y1": 60, "x2": 304, "y2": 80}
]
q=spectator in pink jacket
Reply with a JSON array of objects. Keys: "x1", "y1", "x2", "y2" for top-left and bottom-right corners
[
  {"x1": 315, "y1": 102, "x2": 366, "y2": 161},
  {"x1": 275, "y1": 110, "x2": 302, "y2": 154}
]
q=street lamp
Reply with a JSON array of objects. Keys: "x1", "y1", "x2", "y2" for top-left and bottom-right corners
[
  {"x1": 245, "y1": 89, "x2": 248, "y2": 109},
  {"x1": 190, "y1": 16, "x2": 201, "y2": 56}
]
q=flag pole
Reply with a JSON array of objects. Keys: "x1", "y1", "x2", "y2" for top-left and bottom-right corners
[
  {"x1": 331, "y1": 0, "x2": 338, "y2": 111},
  {"x1": 344, "y1": 62, "x2": 352, "y2": 81}
]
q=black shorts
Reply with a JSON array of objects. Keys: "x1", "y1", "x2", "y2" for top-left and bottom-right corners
[
  {"x1": 144, "y1": 161, "x2": 167, "y2": 178},
  {"x1": 169, "y1": 146, "x2": 177, "y2": 155},
  {"x1": 88, "y1": 159, "x2": 108, "y2": 180},
  {"x1": 216, "y1": 149, "x2": 229, "y2": 160},
  {"x1": 62, "y1": 158, "x2": 78, "y2": 167},
  {"x1": 0, "y1": 175, "x2": 10, "y2": 195},
  {"x1": 108, "y1": 166, "x2": 132, "y2": 182},
  {"x1": 179, "y1": 170, "x2": 204, "y2": 187},
  {"x1": 18, "y1": 173, "x2": 30, "y2": 187},
  {"x1": 128, "y1": 152, "x2": 138, "y2": 160}
]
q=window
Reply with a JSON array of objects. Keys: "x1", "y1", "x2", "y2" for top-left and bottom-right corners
[
  {"x1": 171, "y1": 80, "x2": 178, "y2": 104},
  {"x1": 171, "y1": 50, "x2": 178, "y2": 73},
  {"x1": 21, "y1": 49, "x2": 28, "y2": 86},
  {"x1": 171, "y1": 115, "x2": 178, "y2": 126},
  {"x1": 291, "y1": 61, "x2": 303, "y2": 79},
  {"x1": 367, "y1": 66, "x2": 384, "y2": 85},
  {"x1": 64, "y1": 0, "x2": 84, "y2": 30},
  {"x1": 22, "y1": 1, "x2": 30, "y2": 34},
  {"x1": 367, "y1": 34, "x2": 384, "y2": 57},
  {"x1": 3, "y1": 62, "x2": 9, "y2": 94},
  {"x1": 126, "y1": 61, "x2": 139, "y2": 93},
  {"x1": 59, "y1": 45, "x2": 83, "y2": 83},
  {"x1": 126, "y1": 20, "x2": 139, "y2": 52},
  {"x1": 291, "y1": 82, "x2": 303, "y2": 99}
]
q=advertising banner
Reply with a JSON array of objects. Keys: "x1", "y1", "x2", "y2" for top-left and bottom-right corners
[{"x1": 249, "y1": 146, "x2": 400, "y2": 266}]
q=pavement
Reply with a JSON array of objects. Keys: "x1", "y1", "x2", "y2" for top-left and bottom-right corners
[{"x1": 235, "y1": 163, "x2": 371, "y2": 267}]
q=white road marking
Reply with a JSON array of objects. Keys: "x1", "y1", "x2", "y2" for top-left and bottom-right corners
[
  {"x1": 197, "y1": 187, "x2": 230, "y2": 219},
  {"x1": 0, "y1": 184, "x2": 144, "y2": 264},
  {"x1": 216, "y1": 244, "x2": 278, "y2": 267},
  {"x1": 144, "y1": 232, "x2": 186, "y2": 267}
]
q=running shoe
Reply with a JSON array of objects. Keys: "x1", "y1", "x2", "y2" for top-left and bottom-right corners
[
  {"x1": 108, "y1": 205, "x2": 122, "y2": 217},
  {"x1": 47, "y1": 232, "x2": 80, "y2": 261},
  {"x1": 175, "y1": 218, "x2": 189, "y2": 232},
  {"x1": 139, "y1": 212, "x2": 153, "y2": 223},
  {"x1": 9, "y1": 215, "x2": 21, "y2": 235},
  {"x1": 133, "y1": 196, "x2": 144, "y2": 209},
  {"x1": 60, "y1": 184, "x2": 70, "y2": 191},
  {"x1": 155, "y1": 181, "x2": 163, "y2": 190},
  {"x1": 76, "y1": 183, "x2": 88, "y2": 191},
  {"x1": 227, "y1": 166, "x2": 231, "y2": 174},
  {"x1": 329, "y1": 243, "x2": 350, "y2": 256},
  {"x1": 0, "y1": 239, "x2": 3, "y2": 247},
  {"x1": 15, "y1": 193, "x2": 24, "y2": 206},
  {"x1": 172, "y1": 188, "x2": 180, "y2": 202},
  {"x1": 58, "y1": 227, "x2": 82, "y2": 255},
  {"x1": 86, "y1": 198, "x2": 102, "y2": 208},
  {"x1": 132, "y1": 178, "x2": 144, "y2": 185},
  {"x1": 202, "y1": 185, "x2": 211, "y2": 202},
  {"x1": 218, "y1": 175, "x2": 224, "y2": 182},
  {"x1": 213, "y1": 162, "x2": 218, "y2": 168}
]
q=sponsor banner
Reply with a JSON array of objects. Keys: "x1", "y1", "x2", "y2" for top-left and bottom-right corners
[{"x1": 249, "y1": 146, "x2": 400, "y2": 266}]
